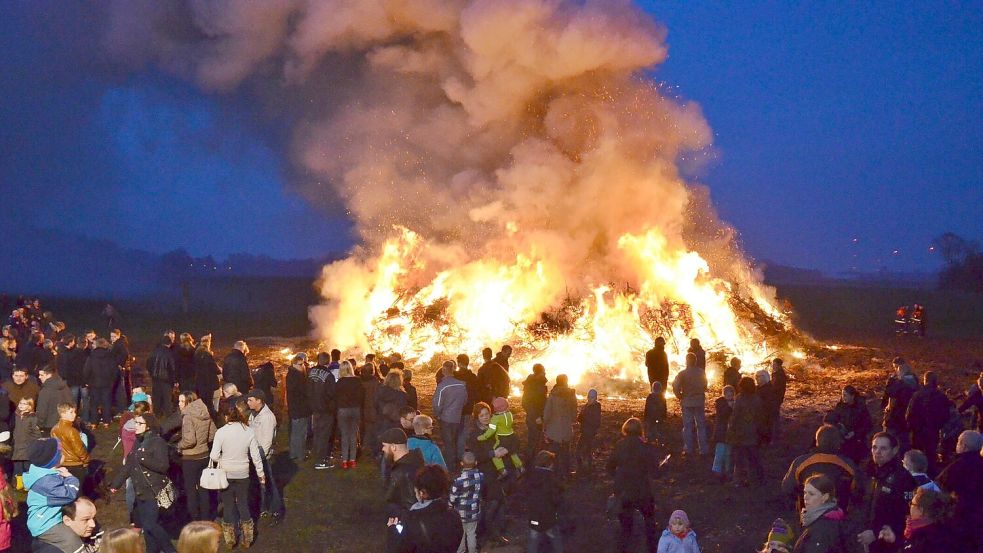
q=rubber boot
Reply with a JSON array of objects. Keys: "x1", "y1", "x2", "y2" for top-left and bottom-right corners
[
  {"x1": 221, "y1": 522, "x2": 237, "y2": 548},
  {"x1": 240, "y1": 519, "x2": 255, "y2": 549}
]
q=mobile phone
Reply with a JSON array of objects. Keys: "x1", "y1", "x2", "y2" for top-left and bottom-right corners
[{"x1": 395, "y1": 523, "x2": 404, "y2": 534}]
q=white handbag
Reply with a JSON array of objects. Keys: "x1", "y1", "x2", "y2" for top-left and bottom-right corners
[{"x1": 199, "y1": 461, "x2": 229, "y2": 490}]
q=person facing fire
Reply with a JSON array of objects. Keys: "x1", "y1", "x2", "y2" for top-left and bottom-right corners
[
  {"x1": 894, "y1": 305, "x2": 909, "y2": 335},
  {"x1": 645, "y1": 337, "x2": 669, "y2": 391}
]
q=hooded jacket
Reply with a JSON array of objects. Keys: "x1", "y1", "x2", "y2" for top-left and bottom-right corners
[
  {"x1": 24, "y1": 465, "x2": 80, "y2": 537},
  {"x1": 178, "y1": 398, "x2": 217, "y2": 459},
  {"x1": 307, "y1": 364, "x2": 337, "y2": 414},
  {"x1": 390, "y1": 498, "x2": 464, "y2": 553},
  {"x1": 82, "y1": 348, "x2": 118, "y2": 389},
  {"x1": 36, "y1": 375, "x2": 73, "y2": 430},
  {"x1": 656, "y1": 528, "x2": 701, "y2": 553},
  {"x1": 543, "y1": 385, "x2": 577, "y2": 443}
]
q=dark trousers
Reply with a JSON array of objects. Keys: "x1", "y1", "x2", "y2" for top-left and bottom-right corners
[
  {"x1": 312, "y1": 412, "x2": 336, "y2": 462},
  {"x1": 152, "y1": 379, "x2": 174, "y2": 417},
  {"x1": 221, "y1": 478, "x2": 251, "y2": 524},
  {"x1": 66, "y1": 466, "x2": 88, "y2": 496},
  {"x1": 90, "y1": 387, "x2": 113, "y2": 424},
  {"x1": 617, "y1": 498, "x2": 657, "y2": 553},
  {"x1": 182, "y1": 457, "x2": 211, "y2": 521},
  {"x1": 525, "y1": 416, "x2": 543, "y2": 461},
  {"x1": 732, "y1": 445, "x2": 764, "y2": 483},
  {"x1": 439, "y1": 420, "x2": 461, "y2": 471},
  {"x1": 480, "y1": 497, "x2": 507, "y2": 541},
  {"x1": 911, "y1": 431, "x2": 940, "y2": 475},
  {"x1": 257, "y1": 455, "x2": 283, "y2": 515},
  {"x1": 528, "y1": 526, "x2": 564, "y2": 553},
  {"x1": 547, "y1": 440, "x2": 571, "y2": 477},
  {"x1": 113, "y1": 369, "x2": 130, "y2": 413},
  {"x1": 576, "y1": 432, "x2": 597, "y2": 471},
  {"x1": 135, "y1": 498, "x2": 175, "y2": 553}
]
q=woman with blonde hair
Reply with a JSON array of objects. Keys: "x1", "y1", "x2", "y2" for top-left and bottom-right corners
[
  {"x1": 335, "y1": 361, "x2": 364, "y2": 468},
  {"x1": 102, "y1": 528, "x2": 146, "y2": 553},
  {"x1": 177, "y1": 521, "x2": 221, "y2": 553},
  {"x1": 193, "y1": 335, "x2": 220, "y2": 418},
  {"x1": 210, "y1": 401, "x2": 265, "y2": 548},
  {"x1": 176, "y1": 333, "x2": 197, "y2": 391}
]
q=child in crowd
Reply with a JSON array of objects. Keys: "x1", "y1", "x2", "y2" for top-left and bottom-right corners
[
  {"x1": 478, "y1": 397, "x2": 524, "y2": 478},
  {"x1": 24, "y1": 438, "x2": 81, "y2": 551},
  {"x1": 402, "y1": 369, "x2": 418, "y2": 411},
  {"x1": 407, "y1": 414, "x2": 447, "y2": 468},
  {"x1": 576, "y1": 389, "x2": 602, "y2": 473},
  {"x1": 0, "y1": 470, "x2": 17, "y2": 552},
  {"x1": 51, "y1": 403, "x2": 90, "y2": 489},
  {"x1": 525, "y1": 451, "x2": 565, "y2": 552},
  {"x1": 711, "y1": 385, "x2": 735, "y2": 483},
  {"x1": 449, "y1": 452, "x2": 483, "y2": 553},
  {"x1": 12, "y1": 397, "x2": 41, "y2": 490},
  {"x1": 657, "y1": 510, "x2": 701, "y2": 553},
  {"x1": 644, "y1": 382, "x2": 668, "y2": 445},
  {"x1": 902, "y1": 449, "x2": 941, "y2": 492},
  {"x1": 759, "y1": 518, "x2": 795, "y2": 553}
]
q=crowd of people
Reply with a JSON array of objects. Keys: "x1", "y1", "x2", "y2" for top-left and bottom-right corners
[{"x1": 2, "y1": 296, "x2": 983, "y2": 553}]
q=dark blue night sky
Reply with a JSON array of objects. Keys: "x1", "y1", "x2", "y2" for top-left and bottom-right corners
[{"x1": 2, "y1": 2, "x2": 980, "y2": 273}]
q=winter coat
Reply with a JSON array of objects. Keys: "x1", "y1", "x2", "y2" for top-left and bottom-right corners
[
  {"x1": 82, "y1": 347, "x2": 118, "y2": 388},
  {"x1": 657, "y1": 529, "x2": 701, "y2": 553},
  {"x1": 672, "y1": 367, "x2": 707, "y2": 408},
  {"x1": 50, "y1": 419, "x2": 89, "y2": 467},
  {"x1": 465, "y1": 420, "x2": 510, "y2": 503},
  {"x1": 335, "y1": 376, "x2": 365, "y2": 410},
  {"x1": 390, "y1": 499, "x2": 464, "y2": 553},
  {"x1": 376, "y1": 386, "x2": 409, "y2": 430},
  {"x1": 286, "y1": 367, "x2": 312, "y2": 419},
  {"x1": 862, "y1": 457, "x2": 917, "y2": 540},
  {"x1": 521, "y1": 372, "x2": 548, "y2": 420},
  {"x1": 689, "y1": 344, "x2": 706, "y2": 370},
  {"x1": 193, "y1": 348, "x2": 221, "y2": 396},
  {"x1": 881, "y1": 374, "x2": 919, "y2": 431},
  {"x1": 905, "y1": 385, "x2": 951, "y2": 438},
  {"x1": 36, "y1": 375, "x2": 72, "y2": 430},
  {"x1": 209, "y1": 422, "x2": 265, "y2": 480},
  {"x1": 178, "y1": 398, "x2": 217, "y2": 460},
  {"x1": 646, "y1": 346, "x2": 669, "y2": 388},
  {"x1": 221, "y1": 349, "x2": 251, "y2": 394},
  {"x1": 252, "y1": 362, "x2": 276, "y2": 402},
  {"x1": 722, "y1": 367, "x2": 741, "y2": 391},
  {"x1": 385, "y1": 448, "x2": 425, "y2": 512},
  {"x1": 781, "y1": 451, "x2": 860, "y2": 512},
  {"x1": 936, "y1": 451, "x2": 983, "y2": 533},
  {"x1": 24, "y1": 465, "x2": 80, "y2": 537},
  {"x1": 711, "y1": 397, "x2": 733, "y2": 444},
  {"x1": 175, "y1": 345, "x2": 196, "y2": 386},
  {"x1": 893, "y1": 520, "x2": 958, "y2": 553},
  {"x1": 524, "y1": 467, "x2": 564, "y2": 531},
  {"x1": 792, "y1": 506, "x2": 852, "y2": 553},
  {"x1": 404, "y1": 382, "x2": 418, "y2": 410},
  {"x1": 407, "y1": 435, "x2": 447, "y2": 468},
  {"x1": 772, "y1": 367, "x2": 789, "y2": 405},
  {"x1": 543, "y1": 385, "x2": 577, "y2": 443},
  {"x1": 12, "y1": 412, "x2": 41, "y2": 461},
  {"x1": 577, "y1": 401, "x2": 602, "y2": 437},
  {"x1": 958, "y1": 383, "x2": 983, "y2": 432},
  {"x1": 476, "y1": 361, "x2": 509, "y2": 406},
  {"x1": 757, "y1": 382, "x2": 778, "y2": 442},
  {"x1": 454, "y1": 368, "x2": 479, "y2": 419},
  {"x1": 110, "y1": 338, "x2": 130, "y2": 368},
  {"x1": 109, "y1": 431, "x2": 171, "y2": 501},
  {"x1": 249, "y1": 404, "x2": 277, "y2": 459},
  {"x1": 824, "y1": 398, "x2": 873, "y2": 444},
  {"x1": 56, "y1": 345, "x2": 85, "y2": 388},
  {"x1": 433, "y1": 375, "x2": 467, "y2": 424},
  {"x1": 607, "y1": 436, "x2": 659, "y2": 503},
  {"x1": 361, "y1": 376, "x2": 382, "y2": 423},
  {"x1": 3, "y1": 376, "x2": 39, "y2": 411},
  {"x1": 307, "y1": 364, "x2": 337, "y2": 414},
  {"x1": 146, "y1": 343, "x2": 176, "y2": 384},
  {"x1": 726, "y1": 393, "x2": 763, "y2": 447}
]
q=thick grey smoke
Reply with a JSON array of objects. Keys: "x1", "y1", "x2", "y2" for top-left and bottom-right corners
[{"x1": 102, "y1": 0, "x2": 774, "y2": 351}]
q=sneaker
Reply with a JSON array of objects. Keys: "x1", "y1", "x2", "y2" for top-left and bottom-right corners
[
  {"x1": 314, "y1": 461, "x2": 335, "y2": 470},
  {"x1": 341, "y1": 461, "x2": 350, "y2": 469},
  {"x1": 269, "y1": 513, "x2": 283, "y2": 527},
  {"x1": 260, "y1": 511, "x2": 271, "y2": 519},
  {"x1": 349, "y1": 460, "x2": 357, "y2": 469}
]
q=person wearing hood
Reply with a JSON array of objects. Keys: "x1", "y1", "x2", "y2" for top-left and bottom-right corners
[
  {"x1": 656, "y1": 510, "x2": 701, "y2": 553},
  {"x1": 576, "y1": 389, "x2": 602, "y2": 473},
  {"x1": 791, "y1": 475, "x2": 851, "y2": 553},
  {"x1": 36, "y1": 366, "x2": 73, "y2": 433},
  {"x1": 221, "y1": 342, "x2": 252, "y2": 398},
  {"x1": 880, "y1": 357, "x2": 919, "y2": 451},
  {"x1": 147, "y1": 336, "x2": 177, "y2": 417},
  {"x1": 177, "y1": 391, "x2": 217, "y2": 522},
  {"x1": 543, "y1": 374, "x2": 577, "y2": 478},
  {"x1": 645, "y1": 337, "x2": 669, "y2": 391},
  {"x1": 432, "y1": 361, "x2": 466, "y2": 471},
  {"x1": 83, "y1": 338, "x2": 118, "y2": 427},
  {"x1": 24, "y1": 438, "x2": 81, "y2": 550},
  {"x1": 109, "y1": 413, "x2": 177, "y2": 553},
  {"x1": 522, "y1": 363, "x2": 548, "y2": 462}
]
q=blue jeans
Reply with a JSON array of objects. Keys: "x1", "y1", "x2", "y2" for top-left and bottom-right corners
[
  {"x1": 289, "y1": 417, "x2": 310, "y2": 461},
  {"x1": 135, "y1": 498, "x2": 175, "y2": 553},
  {"x1": 681, "y1": 405, "x2": 708, "y2": 455},
  {"x1": 258, "y1": 452, "x2": 283, "y2": 515},
  {"x1": 712, "y1": 442, "x2": 732, "y2": 475},
  {"x1": 69, "y1": 386, "x2": 90, "y2": 422},
  {"x1": 528, "y1": 526, "x2": 564, "y2": 553}
]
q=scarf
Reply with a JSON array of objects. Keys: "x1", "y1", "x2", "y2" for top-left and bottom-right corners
[
  {"x1": 800, "y1": 501, "x2": 839, "y2": 527},
  {"x1": 410, "y1": 499, "x2": 434, "y2": 512},
  {"x1": 672, "y1": 529, "x2": 690, "y2": 540},
  {"x1": 903, "y1": 516, "x2": 934, "y2": 540}
]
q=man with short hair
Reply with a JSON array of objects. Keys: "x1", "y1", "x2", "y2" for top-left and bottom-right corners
[
  {"x1": 521, "y1": 363, "x2": 548, "y2": 462},
  {"x1": 146, "y1": 335, "x2": 177, "y2": 417},
  {"x1": 247, "y1": 390, "x2": 283, "y2": 524},
  {"x1": 57, "y1": 335, "x2": 88, "y2": 422},
  {"x1": 4, "y1": 366, "x2": 40, "y2": 414},
  {"x1": 645, "y1": 337, "x2": 669, "y2": 391},
  {"x1": 37, "y1": 366, "x2": 73, "y2": 433},
  {"x1": 380, "y1": 428, "x2": 424, "y2": 517},
  {"x1": 309, "y1": 352, "x2": 338, "y2": 470},
  {"x1": 285, "y1": 353, "x2": 311, "y2": 462},
  {"x1": 433, "y1": 360, "x2": 466, "y2": 470},
  {"x1": 476, "y1": 348, "x2": 509, "y2": 407},
  {"x1": 905, "y1": 371, "x2": 951, "y2": 474},
  {"x1": 856, "y1": 432, "x2": 917, "y2": 551},
  {"x1": 672, "y1": 352, "x2": 709, "y2": 456},
  {"x1": 781, "y1": 424, "x2": 860, "y2": 512},
  {"x1": 82, "y1": 338, "x2": 116, "y2": 427},
  {"x1": 222, "y1": 341, "x2": 252, "y2": 395},
  {"x1": 108, "y1": 329, "x2": 130, "y2": 415},
  {"x1": 454, "y1": 353, "x2": 479, "y2": 458},
  {"x1": 32, "y1": 496, "x2": 102, "y2": 553},
  {"x1": 936, "y1": 430, "x2": 983, "y2": 549}
]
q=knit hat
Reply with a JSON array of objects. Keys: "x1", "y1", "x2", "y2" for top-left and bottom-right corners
[
  {"x1": 587, "y1": 389, "x2": 598, "y2": 401},
  {"x1": 28, "y1": 438, "x2": 61, "y2": 469},
  {"x1": 492, "y1": 397, "x2": 508, "y2": 413},
  {"x1": 379, "y1": 428, "x2": 408, "y2": 445},
  {"x1": 669, "y1": 509, "x2": 690, "y2": 527},
  {"x1": 765, "y1": 518, "x2": 795, "y2": 551}
]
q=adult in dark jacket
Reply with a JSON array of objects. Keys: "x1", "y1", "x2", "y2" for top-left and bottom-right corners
[
  {"x1": 109, "y1": 329, "x2": 131, "y2": 413},
  {"x1": 880, "y1": 358, "x2": 918, "y2": 450},
  {"x1": 576, "y1": 389, "x2": 602, "y2": 472},
  {"x1": 454, "y1": 354, "x2": 479, "y2": 421},
  {"x1": 466, "y1": 402, "x2": 515, "y2": 546},
  {"x1": 935, "y1": 430, "x2": 983, "y2": 550},
  {"x1": 874, "y1": 487, "x2": 958, "y2": 553},
  {"x1": 543, "y1": 375, "x2": 578, "y2": 477},
  {"x1": 308, "y1": 352, "x2": 338, "y2": 469},
  {"x1": 361, "y1": 363, "x2": 383, "y2": 457},
  {"x1": 285, "y1": 354, "x2": 312, "y2": 462},
  {"x1": 251, "y1": 361, "x2": 276, "y2": 406},
  {"x1": 722, "y1": 357, "x2": 742, "y2": 390},
  {"x1": 904, "y1": 371, "x2": 951, "y2": 474},
  {"x1": 687, "y1": 338, "x2": 706, "y2": 370},
  {"x1": 727, "y1": 377, "x2": 764, "y2": 485},
  {"x1": 771, "y1": 358, "x2": 789, "y2": 405},
  {"x1": 645, "y1": 337, "x2": 669, "y2": 390},
  {"x1": 856, "y1": 432, "x2": 917, "y2": 552},
  {"x1": 174, "y1": 334, "x2": 197, "y2": 391},
  {"x1": 781, "y1": 425, "x2": 861, "y2": 513},
  {"x1": 493, "y1": 345, "x2": 512, "y2": 372},
  {"x1": 387, "y1": 464, "x2": 463, "y2": 553},
  {"x1": 3, "y1": 367, "x2": 39, "y2": 415},
  {"x1": 381, "y1": 428, "x2": 425, "y2": 515},
  {"x1": 36, "y1": 366, "x2": 73, "y2": 431},
  {"x1": 524, "y1": 451, "x2": 565, "y2": 552},
  {"x1": 432, "y1": 361, "x2": 467, "y2": 470},
  {"x1": 109, "y1": 413, "x2": 177, "y2": 553},
  {"x1": 521, "y1": 364, "x2": 548, "y2": 461},
  {"x1": 376, "y1": 371, "x2": 409, "y2": 434},
  {"x1": 957, "y1": 371, "x2": 983, "y2": 432},
  {"x1": 147, "y1": 337, "x2": 177, "y2": 417},
  {"x1": 824, "y1": 385, "x2": 873, "y2": 464},
  {"x1": 193, "y1": 337, "x2": 220, "y2": 418},
  {"x1": 221, "y1": 342, "x2": 252, "y2": 397},
  {"x1": 607, "y1": 417, "x2": 659, "y2": 553},
  {"x1": 83, "y1": 338, "x2": 118, "y2": 425},
  {"x1": 57, "y1": 335, "x2": 87, "y2": 421},
  {"x1": 476, "y1": 348, "x2": 509, "y2": 407},
  {"x1": 335, "y1": 361, "x2": 364, "y2": 468},
  {"x1": 755, "y1": 370, "x2": 778, "y2": 445},
  {"x1": 791, "y1": 474, "x2": 853, "y2": 553}
]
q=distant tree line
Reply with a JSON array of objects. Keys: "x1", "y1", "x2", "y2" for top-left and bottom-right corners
[{"x1": 934, "y1": 232, "x2": 983, "y2": 292}]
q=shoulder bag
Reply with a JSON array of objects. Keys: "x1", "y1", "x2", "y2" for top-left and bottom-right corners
[{"x1": 200, "y1": 460, "x2": 229, "y2": 490}]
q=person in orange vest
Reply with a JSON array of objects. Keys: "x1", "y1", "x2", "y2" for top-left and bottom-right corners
[
  {"x1": 894, "y1": 305, "x2": 909, "y2": 335},
  {"x1": 911, "y1": 304, "x2": 926, "y2": 337}
]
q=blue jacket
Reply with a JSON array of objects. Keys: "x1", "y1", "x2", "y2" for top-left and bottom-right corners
[
  {"x1": 24, "y1": 465, "x2": 80, "y2": 537},
  {"x1": 657, "y1": 529, "x2": 701, "y2": 553},
  {"x1": 407, "y1": 435, "x2": 447, "y2": 468}
]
